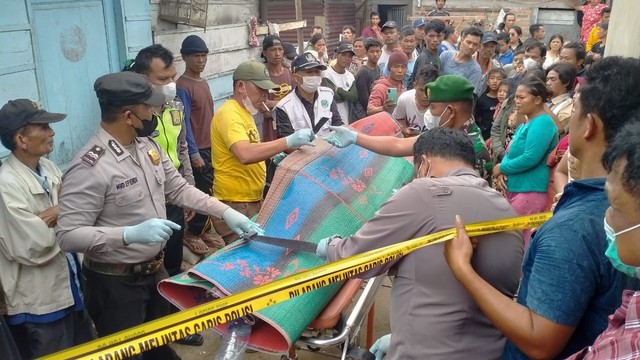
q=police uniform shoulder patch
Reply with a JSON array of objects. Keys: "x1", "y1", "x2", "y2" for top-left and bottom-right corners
[
  {"x1": 108, "y1": 140, "x2": 124, "y2": 156},
  {"x1": 81, "y1": 145, "x2": 105, "y2": 167}
]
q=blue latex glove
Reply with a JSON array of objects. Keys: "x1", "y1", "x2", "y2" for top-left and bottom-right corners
[
  {"x1": 369, "y1": 334, "x2": 391, "y2": 360},
  {"x1": 222, "y1": 208, "x2": 264, "y2": 237},
  {"x1": 316, "y1": 235, "x2": 341, "y2": 260},
  {"x1": 271, "y1": 152, "x2": 286, "y2": 165},
  {"x1": 285, "y1": 129, "x2": 315, "y2": 148},
  {"x1": 123, "y1": 218, "x2": 181, "y2": 244},
  {"x1": 324, "y1": 125, "x2": 357, "y2": 148}
]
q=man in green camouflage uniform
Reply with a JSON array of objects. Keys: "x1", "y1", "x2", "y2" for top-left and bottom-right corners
[{"x1": 324, "y1": 75, "x2": 492, "y2": 182}]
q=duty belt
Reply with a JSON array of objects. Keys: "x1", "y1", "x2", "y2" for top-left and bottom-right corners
[{"x1": 83, "y1": 251, "x2": 164, "y2": 276}]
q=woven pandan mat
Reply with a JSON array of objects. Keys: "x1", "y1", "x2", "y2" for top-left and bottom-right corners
[{"x1": 159, "y1": 112, "x2": 414, "y2": 353}]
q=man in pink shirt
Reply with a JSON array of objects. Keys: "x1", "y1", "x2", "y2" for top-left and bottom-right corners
[{"x1": 361, "y1": 11, "x2": 384, "y2": 43}]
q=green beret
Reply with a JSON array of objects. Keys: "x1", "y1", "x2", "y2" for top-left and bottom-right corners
[{"x1": 425, "y1": 75, "x2": 475, "y2": 103}]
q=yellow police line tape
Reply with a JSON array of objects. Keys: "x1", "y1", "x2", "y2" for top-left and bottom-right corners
[{"x1": 43, "y1": 212, "x2": 551, "y2": 360}]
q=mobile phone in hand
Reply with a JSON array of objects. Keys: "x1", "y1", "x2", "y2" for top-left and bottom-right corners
[{"x1": 387, "y1": 88, "x2": 398, "y2": 104}]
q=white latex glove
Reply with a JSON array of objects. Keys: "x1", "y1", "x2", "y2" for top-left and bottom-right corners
[
  {"x1": 285, "y1": 129, "x2": 315, "y2": 148},
  {"x1": 369, "y1": 334, "x2": 391, "y2": 360},
  {"x1": 316, "y1": 236, "x2": 337, "y2": 260},
  {"x1": 222, "y1": 208, "x2": 264, "y2": 237},
  {"x1": 123, "y1": 218, "x2": 181, "y2": 244},
  {"x1": 324, "y1": 125, "x2": 357, "y2": 148}
]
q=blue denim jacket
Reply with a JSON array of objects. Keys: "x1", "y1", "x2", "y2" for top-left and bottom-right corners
[{"x1": 503, "y1": 178, "x2": 638, "y2": 359}]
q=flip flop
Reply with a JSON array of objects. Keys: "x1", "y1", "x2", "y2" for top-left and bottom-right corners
[{"x1": 183, "y1": 234, "x2": 210, "y2": 255}]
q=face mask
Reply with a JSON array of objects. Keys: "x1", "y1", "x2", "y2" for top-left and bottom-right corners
[
  {"x1": 282, "y1": 58, "x2": 292, "y2": 69},
  {"x1": 424, "y1": 106, "x2": 451, "y2": 129},
  {"x1": 153, "y1": 82, "x2": 177, "y2": 102},
  {"x1": 298, "y1": 75, "x2": 323, "y2": 93},
  {"x1": 415, "y1": 158, "x2": 432, "y2": 179},
  {"x1": 242, "y1": 91, "x2": 259, "y2": 116},
  {"x1": 133, "y1": 112, "x2": 159, "y2": 137},
  {"x1": 523, "y1": 58, "x2": 539, "y2": 71},
  {"x1": 604, "y1": 218, "x2": 640, "y2": 278}
]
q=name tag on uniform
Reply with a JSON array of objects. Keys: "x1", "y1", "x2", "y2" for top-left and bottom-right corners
[{"x1": 115, "y1": 177, "x2": 139, "y2": 192}]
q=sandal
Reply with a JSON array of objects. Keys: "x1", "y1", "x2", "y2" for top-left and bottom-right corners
[
  {"x1": 201, "y1": 232, "x2": 226, "y2": 250},
  {"x1": 183, "y1": 233, "x2": 210, "y2": 255}
]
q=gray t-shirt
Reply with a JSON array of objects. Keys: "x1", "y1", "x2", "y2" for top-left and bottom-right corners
[
  {"x1": 439, "y1": 50, "x2": 484, "y2": 96},
  {"x1": 327, "y1": 168, "x2": 523, "y2": 360}
]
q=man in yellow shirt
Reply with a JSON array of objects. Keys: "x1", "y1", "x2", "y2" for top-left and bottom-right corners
[
  {"x1": 211, "y1": 61, "x2": 315, "y2": 244},
  {"x1": 586, "y1": 7, "x2": 610, "y2": 52}
]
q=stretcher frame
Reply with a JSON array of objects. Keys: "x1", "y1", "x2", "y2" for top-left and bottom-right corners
[{"x1": 281, "y1": 275, "x2": 386, "y2": 360}]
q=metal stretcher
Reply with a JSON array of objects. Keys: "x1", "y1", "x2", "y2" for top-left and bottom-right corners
[{"x1": 280, "y1": 275, "x2": 386, "y2": 360}]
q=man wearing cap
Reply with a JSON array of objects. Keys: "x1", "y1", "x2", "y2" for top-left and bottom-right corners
[
  {"x1": 440, "y1": 27, "x2": 484, "y2": 96},
  {"x1": 317, "y1": 127, "x2": 522, "y2": 360},
  {"x1": 325, "y1": 75, "x2": 492, "y2": 182},
  {"x1": 56, "y1": 71, "x2": 263, "y2": 359},
  {"x1": 211, "y1": 61, "x2": 314, "y2": 244},
  {"x1": 128, "y1": 43, "x2": 210, "y2": 346},
  {"x1": 474, "y1": 32, "x2": 503, "y2": 95},
  {"x1": 368, "y1": 50, "x2": 408, "y2": 116},
  {"x1": 282, "y1": 42, "x2": 298, "y2": 69},
  {"x1": 0, "y1": 99, "x2": 94, "y2": 358},
  {"x1": 378, "y1": 21, "x2": 401, "y2": 73},
  {"x1": 176, "y1": 34, "x2": 217, "y2": 249},
  {"x1": 410, "y1": 19, "x2": 445, "y2": 88},
  {"x1": 275, "y1": 52, "x2": 344, "y2": 138},
  {"x1": 322, "y1": 43, "x2": 358, "y2": 123},
  {"x1": 413, "y1": 18, "x2": 428, "y2": 53},
  {"x1": 259, "y1": 35, "x2": 294, "y2": 142}
]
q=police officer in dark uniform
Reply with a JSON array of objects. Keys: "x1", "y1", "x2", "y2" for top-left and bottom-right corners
[{"x1": 57, "y1": 72, "x2": 262, "y2": 359}]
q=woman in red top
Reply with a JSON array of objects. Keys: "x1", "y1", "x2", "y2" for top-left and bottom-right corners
[{"x1": 573, "y1": 0, "x2": 608, "y2": 43}]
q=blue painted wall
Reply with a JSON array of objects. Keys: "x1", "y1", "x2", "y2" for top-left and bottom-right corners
[{"x1": 0, "y1": 0, "x2": 152, "y2": 167}]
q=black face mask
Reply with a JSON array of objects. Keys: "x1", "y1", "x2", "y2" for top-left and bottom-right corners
[{"x1": 133, "y1": 113, "x2": 159, "y2": 137}]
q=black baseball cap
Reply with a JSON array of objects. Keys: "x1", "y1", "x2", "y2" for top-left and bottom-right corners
[
  {"x1": 336, "y1": 43, "x2": 355, "y2": 55},
  {"x1": 94, "y1": 72, "x2": 165, "y2": 106},
  {"x1": 381, "y1": 21, "x2": 398, "y2": 31},
  {"x1": 263, "y1": 35, "x2": 284, "y2": 50},
  {"x1": 282, "y1": 42, "x2": 298, "y2": 59},
  {"x1": 291, "y1": 52, "x2": 327, "y2": 72},
  {"x1": 482, "y1": 31, "x2": 498, "y2": 44},
  {"x1": 0, "y1": 99, "x2": 66, "y2": 134}
]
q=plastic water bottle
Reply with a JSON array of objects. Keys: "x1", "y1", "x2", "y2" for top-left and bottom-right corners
[{"x1": 214, "y1": 315, "x2": 255, "y2": 360}]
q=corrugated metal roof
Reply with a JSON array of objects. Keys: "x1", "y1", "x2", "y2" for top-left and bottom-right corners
[{"x1": 266, "y1": 0, "x2": 324, "y2": 45}]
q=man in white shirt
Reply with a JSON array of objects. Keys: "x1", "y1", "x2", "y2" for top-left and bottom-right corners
[
  {"x1": 322, "y1": 43, "x2": 358, "y2": 123},
  {"x1": 393, "y1": 64, "x2": 440, "y2": 136},
  {"x1": 378, "y1": 21, "x2": 401, "y2": 73}
]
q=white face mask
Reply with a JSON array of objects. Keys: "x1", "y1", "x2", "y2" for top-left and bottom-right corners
[
  {"x1": 523, "y1": 58, "x2": 539, "y2": 71},
  {"x1": 424, "y1": 106, "x2": 451, "y2": 129},
  {"x1": 153, "y1": 82, "x2": 177, "y2": 102},
  {"x1": 298, "y1": 75, "x2": 323, "y2": 93},
  {"x1": 242, "y1": 92, "x2": 259, "y2": 116}
]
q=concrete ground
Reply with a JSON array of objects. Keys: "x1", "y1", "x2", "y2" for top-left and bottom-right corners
[{"x1": 173, "y1": 278, "x2": 392, "y2": 360}]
